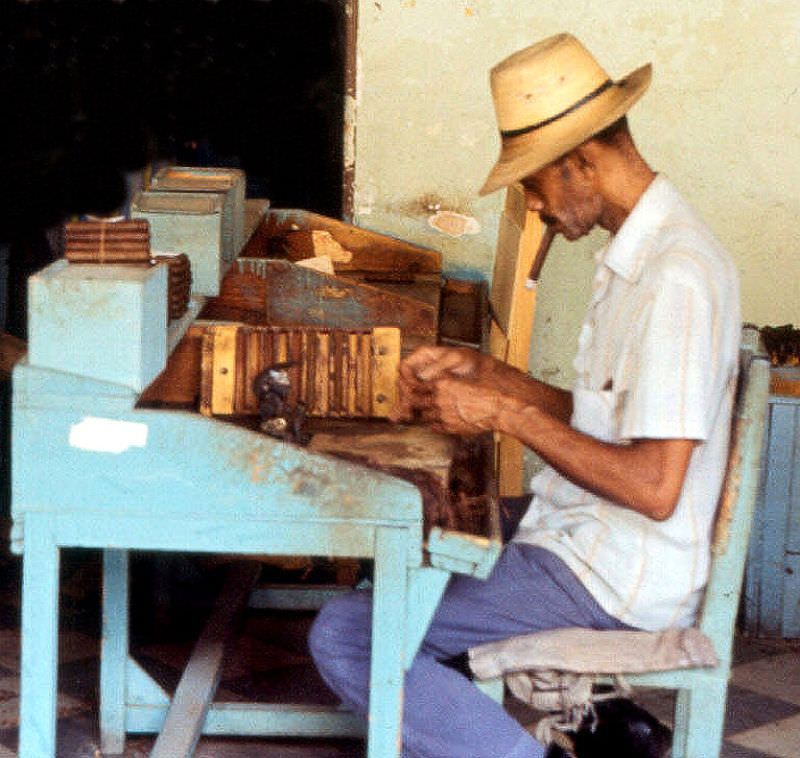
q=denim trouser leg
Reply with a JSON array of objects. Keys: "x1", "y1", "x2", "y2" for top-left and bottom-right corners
[{"x1": 309, "y1": 544, "x2": 631, "y2": 758}]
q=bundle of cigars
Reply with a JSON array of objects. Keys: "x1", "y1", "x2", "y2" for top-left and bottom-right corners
[
  {"x1": 65, "y1": 219, "x2": 151, "y2": 263},
  {"x1": 64, "y1": 219, "x2": 192, "y2": 321}
]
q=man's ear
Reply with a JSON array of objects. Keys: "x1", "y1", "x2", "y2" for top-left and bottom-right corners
[{"x1": 572, "y1": 142, "x2": 599, "y2": 173}]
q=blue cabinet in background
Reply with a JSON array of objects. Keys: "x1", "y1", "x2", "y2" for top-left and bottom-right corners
[{"x1": 745, "y1": 368, "x2": 800, "y2": 638}]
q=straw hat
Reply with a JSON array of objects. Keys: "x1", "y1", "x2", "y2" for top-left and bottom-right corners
[{"x1": 480, "y1": 33, "x2": 651, "y2": 195}]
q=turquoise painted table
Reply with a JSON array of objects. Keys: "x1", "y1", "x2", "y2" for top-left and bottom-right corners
[{"x1": 11, "y1": 357, "x2": 501, "y2": 757}]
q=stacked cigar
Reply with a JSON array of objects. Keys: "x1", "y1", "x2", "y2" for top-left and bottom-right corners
[
  {"x1": 65, "y1": 219, "x2": 152, "y2": 263},
  {"x1": 153, "y1": 253, "x2": 192, "y2": 321},
  {"x1": 64, "y1": 219, "x2": 192, "y2": 322}
]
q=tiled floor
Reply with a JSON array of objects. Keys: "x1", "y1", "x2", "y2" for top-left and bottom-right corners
[{"x1": 1, "y1": 549, "x2": 798, "y2": 758}]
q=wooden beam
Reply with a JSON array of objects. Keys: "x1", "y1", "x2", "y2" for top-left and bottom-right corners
[{"x1": 150, "y1": 561, "x2": 261, "y2": 758}]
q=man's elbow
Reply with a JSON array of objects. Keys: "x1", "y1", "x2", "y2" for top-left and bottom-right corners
[{"x1": 643, "y1": 487, "x2": 681, "y2": 521}]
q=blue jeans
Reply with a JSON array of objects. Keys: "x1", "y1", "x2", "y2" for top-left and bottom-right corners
[{"x1": 309, "y1": 540, "x2": 631, "y2": 758}]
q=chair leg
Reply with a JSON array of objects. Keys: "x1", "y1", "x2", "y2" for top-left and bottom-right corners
[{"x1": 672, "y1": 680, "x2": 728, "y2": 758}]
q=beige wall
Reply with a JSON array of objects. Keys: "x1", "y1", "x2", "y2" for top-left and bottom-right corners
[{"x1": 351, "y1": 0, "x2": 800, "y2": 388}]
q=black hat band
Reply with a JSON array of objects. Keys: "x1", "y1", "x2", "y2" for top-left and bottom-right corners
[{"x1": 500, "y1": 79, "x2": 614, "y2": 139}]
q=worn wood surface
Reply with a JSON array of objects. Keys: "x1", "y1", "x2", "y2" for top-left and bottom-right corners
[
  {"x1": 197, "y1": 323, "x2": 401, "y2": 418},
  {"x1": 0, "y1": 332, "x2": 26, "y2": 377},
  {"x1": 309, "y1": 423, "x2": 457, "y2": 488},
  {"x1": 252, "y1": 208, "x2": 442, "y2": 275},
  {"x1": 138, "y1": 326, "x2": 204, "y2": 407},
  {"x1": 200, "y1": 259, "x2": 438, "y2": 350}
]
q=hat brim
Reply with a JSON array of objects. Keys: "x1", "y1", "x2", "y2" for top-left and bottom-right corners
[{"x1": 479, "y1": 63, "x2": 652, "y2": 196}]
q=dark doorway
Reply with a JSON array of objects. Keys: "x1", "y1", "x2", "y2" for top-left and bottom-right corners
[{"x1": 0, "y1": 0, "x2": 350, "y2": 336}]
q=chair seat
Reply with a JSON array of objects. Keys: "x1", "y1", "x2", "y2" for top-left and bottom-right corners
[{"x1": 469, "y1": 626, "x2": 718, "y2": 680}]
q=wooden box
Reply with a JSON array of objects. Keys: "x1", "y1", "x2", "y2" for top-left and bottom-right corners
[{"x1": 206, "y1": 209, "x2": 443, "y2": 355}]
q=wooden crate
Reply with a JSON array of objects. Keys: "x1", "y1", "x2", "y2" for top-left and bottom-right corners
[{"x1": 212, "y1": 208, "x2": 443, "y2": 355}]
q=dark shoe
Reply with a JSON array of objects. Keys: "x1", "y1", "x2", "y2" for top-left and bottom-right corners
[
  {"x1": 571, "y1": 698, "x2": 671, "y2": 758},
  {"x1": 544, "y1": 743, "x2": 572, "y2": 758}
]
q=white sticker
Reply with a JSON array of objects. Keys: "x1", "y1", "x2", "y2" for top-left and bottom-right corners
[{"x1": 69, "y1": 417, "x2": 149, "y2": 454}]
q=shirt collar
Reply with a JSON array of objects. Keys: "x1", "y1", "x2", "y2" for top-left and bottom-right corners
[{"x1": 599, "y1": 174, "x2": 680, "y2": 283}]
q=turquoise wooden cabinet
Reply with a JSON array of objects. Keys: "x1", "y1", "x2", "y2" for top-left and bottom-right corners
[
  {"x1": 745, "y1": 368, "x2": 800, "y2": 638},
  {"x1": 12, "y1": 280, "x2": 500, "y2": 757},
  {"x1": 12, "y1": 357, "x2": 502, "y2": 757},
  {"x1": 12, "y1": 202, "x2": 502, "y2": 757}
]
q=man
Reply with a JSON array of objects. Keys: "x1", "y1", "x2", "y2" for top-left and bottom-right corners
[{"x1": 309, "y1": 33, "x2": 740, "y2": 758}]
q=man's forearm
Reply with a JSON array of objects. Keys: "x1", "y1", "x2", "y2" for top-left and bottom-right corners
[
  {"x1": 495, "y1": 399, "x2": 695, "y2": 520},
  {"x1": 486, "y1": 361, "x2": 573, "y2": 423}
]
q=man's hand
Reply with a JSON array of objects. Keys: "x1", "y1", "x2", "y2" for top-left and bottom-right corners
[
  {"x1": 410, "y1": 375, "x2": 515, "y2": 435},
  {"x1": 390, "y1": 346, "x2": 498, "y2": 423}
]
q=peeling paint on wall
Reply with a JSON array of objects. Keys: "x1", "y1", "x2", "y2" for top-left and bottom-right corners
[{"x1": 427, "y1": 210, "x2": 481, "y2": 237}]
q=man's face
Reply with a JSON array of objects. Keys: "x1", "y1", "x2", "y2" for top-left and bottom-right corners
[{"x1": 520, "y1": 155, "x2": 602, "y2": 241}]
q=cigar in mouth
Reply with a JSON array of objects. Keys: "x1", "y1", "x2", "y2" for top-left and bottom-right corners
[{"x1": 525, "y1": 224, "x2": 556, "y2": 289}]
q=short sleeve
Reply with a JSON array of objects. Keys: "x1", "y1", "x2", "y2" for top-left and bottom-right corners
[{"x1": 618, "y1": 258, "x2": 716, "y2": 441}]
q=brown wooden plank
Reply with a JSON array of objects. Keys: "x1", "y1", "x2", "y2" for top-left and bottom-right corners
[
  {"x1": 346, "y1": 333, "x2": 358, "y2": 415},
  {"x1": 313, "y1": 331, "x2": 330, "y2": 416},
  {"x1": 0, "y1": 333, "x2": 26, "y2": 378},
  {"x1": 258, "y1": 208, "x2": 442, "y2": 274},
  {"x1": 488, "y1": 187, "x2": 548, "y2": 497},
  {"x1": 261, "y1": 260, "x2": 437, "y2": 343},
  {"x1": 503, "y1": 181, "x2": 529, "y2": 227},
  {"x1": 209, "y1": 325, "x2": 238, "y2": 415},
  {"x1": 150, "y1": 561, "x2": 261, "y2": 758},
  {"x1": 138, "y1": 328, "x2": 203, "y2": 407},
  {"x1": 371, "y1": 327, "x2": 401, "y2": 418},
  {"x1": 489, "y1": 212, "x2": 524, "y2": 336},
  {"x1": 308, "y1": 424, "x2": 457, "y2": 489},
  {"x1": 201, "y1": 259, "x2": 439, "y2": 352}
]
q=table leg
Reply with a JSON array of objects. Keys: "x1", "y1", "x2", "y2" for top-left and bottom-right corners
[
  {"x1": 19, "y1": 514, "x2": 60, "y2": 758},
  {"x1": 368, "y1": 526, "x2": 408, "y2": 758},
  {"x1": 100, "y1": 548, "x2": 130, "y2": 754}
]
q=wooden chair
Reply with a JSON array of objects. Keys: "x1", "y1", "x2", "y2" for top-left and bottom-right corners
[
  {"x1": 489, "y1": 184, "x2": 548, "y2": 497},
  {"x1": 471, "y1": 331, "x2": 771, "y2": 758}
]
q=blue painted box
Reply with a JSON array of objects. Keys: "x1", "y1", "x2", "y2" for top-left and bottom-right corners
[
  {"x1": 150, "y1": 166, "x2": 246, "y2": 261},
  {"x1": 745, "y1": 366, "x2": 800, "y2": 638},
  {"x1": 27, "y1": 260, "x2": 168, "y2": 391},
  {"x1": 131, "y1": 190, "x2": 227, "y2": 296}
]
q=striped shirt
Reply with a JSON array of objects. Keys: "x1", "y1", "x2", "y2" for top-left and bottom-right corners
[{"x1": 514, "y1": 175, "x2": 741, "y2": 631}]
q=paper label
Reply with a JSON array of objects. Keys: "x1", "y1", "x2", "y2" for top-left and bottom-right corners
[{"x1": 69, "y1": 416, "x2": 148, "y2": 454}]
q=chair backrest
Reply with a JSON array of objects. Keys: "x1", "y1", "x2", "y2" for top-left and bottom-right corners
[
  {"x1": 697, "y1": 337, "x2": 770, "y2": 666},
  {"x1": 489, "y1": 184, "x2": 547, "y2": 496}
]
